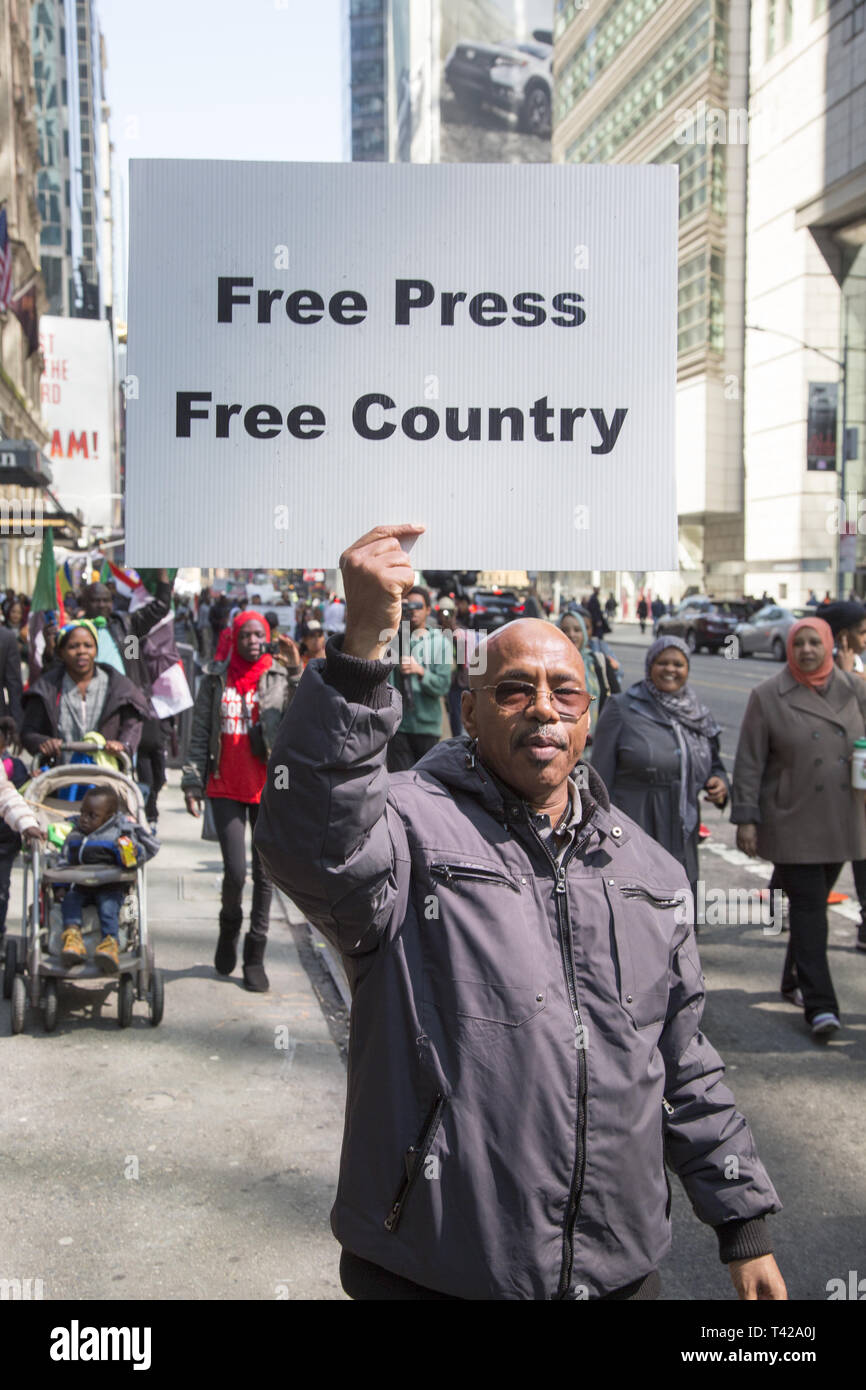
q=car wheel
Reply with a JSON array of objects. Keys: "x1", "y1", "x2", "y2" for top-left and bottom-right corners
[
  {"x1": 772, "y1": 636, "x2": 785, "y2": 662},
  {"x1": 519, "y1": 84, "x2": 551, "y2": 135},
  {"x1": 685, "y1": 629, "x2": 697, "y2": 653}
]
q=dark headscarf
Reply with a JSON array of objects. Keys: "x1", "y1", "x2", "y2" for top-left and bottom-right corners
[{"x1": 643, "y1": 635, "x2": 720, "y2": 834}]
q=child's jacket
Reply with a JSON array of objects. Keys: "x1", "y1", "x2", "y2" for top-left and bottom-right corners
[{"x1": 61, "y1": 811, "x2": 160, "y2": 869}]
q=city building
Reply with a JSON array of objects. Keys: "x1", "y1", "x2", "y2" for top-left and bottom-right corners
[
  {"x1": 553, "y1": 0, "x2": 750, "y2": 603},
  {"x1": 1, "y1": 0, "x2": 80, "y2": 594},
  {"x1": 31, "y1": 0, "x2": 107, "y2": 320},
  {"x1": 743, "y1": 0, "x2": 866, "y2": 604}
]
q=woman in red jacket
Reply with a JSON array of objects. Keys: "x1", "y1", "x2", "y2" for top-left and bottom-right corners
[{"x1": 181, "y1": 610, "x2": 301, "y2": 990}]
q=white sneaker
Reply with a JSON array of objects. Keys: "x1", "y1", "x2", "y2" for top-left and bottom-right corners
[{"x1": 810, "y1": 1012, "x2": 841, "y2": 1038}]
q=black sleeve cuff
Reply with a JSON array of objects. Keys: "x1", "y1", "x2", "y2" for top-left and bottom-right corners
[
  {"x1": 322, "y1": 634, "x2": 394, "y2": 709},
  {"x1": 716, "y1": 1216, "x2": 774, "y2": 1264},
  {"x1": 729, "y1": 804, "x2": 761, "y2": 825}
]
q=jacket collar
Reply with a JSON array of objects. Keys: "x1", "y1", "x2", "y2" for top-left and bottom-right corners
[
  {"x1": 777, "y1": 664, "x2": 853, "y2": 721},
  {"x1": 411, "y1": 738, "x2": 631, "y2": 851}
]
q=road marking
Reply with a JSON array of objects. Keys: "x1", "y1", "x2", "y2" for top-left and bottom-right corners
[{"x1": 701, "y1": 840, "x2": 861, "y2": 923}]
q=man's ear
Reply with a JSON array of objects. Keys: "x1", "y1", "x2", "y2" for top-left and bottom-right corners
[{"x1": 461, "y1": 689, "x2": 477, "y2": 738}]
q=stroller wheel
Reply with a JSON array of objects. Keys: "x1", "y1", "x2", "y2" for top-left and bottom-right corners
[
  {"x1": 148, "y1": 968, "x2": 164, "y2": 1027},
  {"x1": 2, "y1": 937, "x2": 17, "y2": 999},
  {"x1": 43, "y1": 979, "x2": 58, "y2": 1034},
  {"x1": 118, "y1": 974, "x2": 135, "y2": 1029},
  {"x1": 10, "y1": 974, "x2": 27, "y2": 1034}
]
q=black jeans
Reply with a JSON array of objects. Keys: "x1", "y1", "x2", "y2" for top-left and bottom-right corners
[
  {"x1": 387, "y1": 732, "x2": 439, "y2": 772},
  {"x1": 775, "y1": 862, "x2": 841, "y2": 1020},
  {"x1": 210, "y1": 798, "x2": 272, "y2": 943},
  {"x1": 851, "y1": 860, "x2": 866, "y2": 922},
  {"x1": 137, "y1": 718, "x2": 167, "y2": 821}
]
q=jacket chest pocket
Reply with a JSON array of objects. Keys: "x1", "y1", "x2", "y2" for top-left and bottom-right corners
[
  {"x1": 604, "y1": 878, "x2": 683, "y2": 1029},
  {"x1": 420, "y1": 861, "x2": 547, "y2": 1026}
]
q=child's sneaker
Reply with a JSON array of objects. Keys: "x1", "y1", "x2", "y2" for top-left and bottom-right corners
[
  {"x1": 61, "y1": 926, "x2": 86, "y2": 966},
  {"x1": 95, "y1": 936, "x2": 119, "y2": 974}
]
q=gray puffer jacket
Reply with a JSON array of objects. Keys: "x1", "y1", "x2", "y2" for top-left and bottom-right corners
[{"x1": 255, "y1": 649, "x2": 781, "y2": 1301}]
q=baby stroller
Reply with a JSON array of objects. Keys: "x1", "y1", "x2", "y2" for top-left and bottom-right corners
[{"x1": 4, "y1": 742, "x2": 163, "y2": 1033}]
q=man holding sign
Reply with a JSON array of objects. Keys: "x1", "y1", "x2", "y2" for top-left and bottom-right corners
[{"x1": 258, "y1": 523, "x2": 785, "y2": 1302}]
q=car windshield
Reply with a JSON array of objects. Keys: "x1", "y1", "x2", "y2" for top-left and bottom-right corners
[{"x1": 514, "y1": 42, "x2": 550, "y2": 57}]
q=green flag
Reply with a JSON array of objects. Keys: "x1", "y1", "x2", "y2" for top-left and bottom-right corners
[{"x1": 31, "y1": 527, "x2": 58, "y2": 613}]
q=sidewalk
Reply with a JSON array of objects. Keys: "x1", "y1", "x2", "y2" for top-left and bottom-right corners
[{"x1": 1, "y1": 771, "x2": 348, "y2": 1300}]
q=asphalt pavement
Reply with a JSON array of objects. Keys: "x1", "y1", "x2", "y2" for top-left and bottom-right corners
[{"x1": 2, "y1": 635, "x2": 864, "y2": 1303}]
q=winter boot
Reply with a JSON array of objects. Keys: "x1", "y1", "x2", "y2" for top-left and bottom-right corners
[
  {"x1": 242, "y1": 933, "x2": 269, "y2": 992},
  {"x1": 214, "y1": 924, "x2": 241, "y2": 976}
]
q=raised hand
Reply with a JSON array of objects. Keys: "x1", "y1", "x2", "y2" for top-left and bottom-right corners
[{"x1": 340, "y1": 524, "x2": 425, "y2": 661}]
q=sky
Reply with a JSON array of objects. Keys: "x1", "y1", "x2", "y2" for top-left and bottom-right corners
[{"x1": 96, "y1": 0, "x2": 346, "y2": 313}]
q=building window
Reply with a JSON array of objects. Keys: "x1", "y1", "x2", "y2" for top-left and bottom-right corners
[
  {"x1": 352, "y1": 57, "x2": 384, "y2": 85},
  {"x1": 766, "y1": 0, "x2": 777, "y2": 57},
  {"x1": 556, "y1": 0, "x2": 669, "y2": 121},
  {"x1": 783, "y1": 0, "x2": 794, "y2": 43},
  {"x1": 351, "y1": 20, "x2": 384, "y2": 53},
  {"x1": 677, "y1": 247, "x2": 725, "y2": 356},
  {"x1": 564, "y1": 1, "x2": 724, "y2": 162},
  {"x1": 350, "y1": 0, "x2": 382, "y2": 13}
]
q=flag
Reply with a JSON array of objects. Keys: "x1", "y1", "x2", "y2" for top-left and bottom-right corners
[
  {"x1": 0, "y1": 208, "x2": 12, "y2": 313},
  {"x1": 9, "y1": 274, "x2": 39, "y2": 358},
  {"x1": 31, "y1": 526, "x2": 60, "y2": 611},
  {"x1": 98, "y1": 556, "x2": 151, "y2": 609},
  {"x1": 28, "y1": 527, "x2": 65, "y2": 681}
]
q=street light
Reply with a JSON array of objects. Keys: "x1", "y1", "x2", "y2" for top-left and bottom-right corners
[{"x1": 746, "y1": 323, "x2": 850, "y2": 598}]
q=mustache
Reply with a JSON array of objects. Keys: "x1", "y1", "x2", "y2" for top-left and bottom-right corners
[{"x1": 517, "y1": 725, "x2": 569, "y2": 749}]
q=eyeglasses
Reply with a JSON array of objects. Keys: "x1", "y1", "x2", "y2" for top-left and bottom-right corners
[
  {"x1": 478, "y1": 681, "x2": 595, "y2": 719},
  {"x1": 405, "y1": 601, "x2": 425, "y2": 611}
]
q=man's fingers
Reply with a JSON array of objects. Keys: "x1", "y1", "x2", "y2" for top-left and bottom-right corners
[{"x1": 340, "y1": 523, "x2": 425, "y2": 565}]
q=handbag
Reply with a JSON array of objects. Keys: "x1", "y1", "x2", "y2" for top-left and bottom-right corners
[
  {"x1": 241, "y1": 691, "x2": 267, "y2": 762},
  {"x1": 201, "y1": 797, "x2": 219, "y2": 841}
]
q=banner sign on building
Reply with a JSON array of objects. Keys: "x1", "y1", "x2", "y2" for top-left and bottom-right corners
[
  {"x1": 126, "y1": 160, "x2": 678, "y2": 569},
  {"x1": 806, "y1": 382, "x2": 838, "y2": 471},
  {"x1": 439, "y1": 0, "x2": 553, "y2": 163},
  {"x1": 39, "y1": 317, "x2": 118, "y2": 529}
]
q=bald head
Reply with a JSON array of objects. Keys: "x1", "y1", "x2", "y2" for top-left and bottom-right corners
[
  {"x1": 469, "y1": 618, "x2": 585, "y2": 689},
  {"x1": 81, "y1": 583, "x2": 112, "y2": 620}
]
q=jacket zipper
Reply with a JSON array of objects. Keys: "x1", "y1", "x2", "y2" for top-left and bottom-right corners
[
  {"x1": 523, "y1": 820, "x2": 591, "y2": 1299},
  {"x1": 617, "y1": 884, "x2": 683, "y2": 910},
  {"x1": 384, "y1": 1091, "x2": 447, "y2": 1233},
  {"x1": 429, "y1": 863, "x2": 520, "y2": 893}
]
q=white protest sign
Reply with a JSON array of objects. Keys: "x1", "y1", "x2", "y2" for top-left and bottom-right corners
[{"x1": 126, "y1": 160, "x2": 677, "y2": 569}]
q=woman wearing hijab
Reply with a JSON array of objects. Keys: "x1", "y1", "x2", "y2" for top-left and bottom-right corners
[
  {"x1": 20, "y1": 619, "x2": 149, "y2": 765},
  {"x1": 558, "y1": 611, "x2": 604, "y2": 737},
  {"x1": 732, "y1": 616, "x2": 866, "y2": 1038},
  {"x1": 182, "y1": 611, "x2": 302, "y2": 991},
  {"x1": 590, "y1": 635, "x2": 728, "y2": 895}
]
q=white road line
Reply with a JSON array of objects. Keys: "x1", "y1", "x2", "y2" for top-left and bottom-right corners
[{"x1": 701, "y1": 839, "x2": 862, "y2": 923}]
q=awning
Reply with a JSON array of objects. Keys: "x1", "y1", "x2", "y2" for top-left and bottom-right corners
[{"x1": 0, "y1": 439, "x2": 53, "y2": 487}]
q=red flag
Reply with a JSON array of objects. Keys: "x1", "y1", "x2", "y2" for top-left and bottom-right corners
[{"x1": 10, "y1": 275, "x2": 39, "y2": 358}]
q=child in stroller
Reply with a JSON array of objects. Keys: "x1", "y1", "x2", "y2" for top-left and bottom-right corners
[{"x1": 57, "y1": 784, "x2": 160, "y2": 973}]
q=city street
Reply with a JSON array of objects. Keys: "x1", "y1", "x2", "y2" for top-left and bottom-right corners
[{"x1": 2, "y1": 641, "x2": 864, "y2": 1301}]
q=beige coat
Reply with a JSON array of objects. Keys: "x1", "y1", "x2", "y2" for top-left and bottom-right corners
[{"x1": 732, "y1": 665, "x2": 866, "y2": 864}]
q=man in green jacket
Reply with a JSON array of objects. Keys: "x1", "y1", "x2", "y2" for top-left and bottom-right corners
[{"x1": 387, "y1": 587, "x2": 452, "y2": 771}]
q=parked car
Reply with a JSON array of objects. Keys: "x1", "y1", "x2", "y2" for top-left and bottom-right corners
[
  {"x1": 653, "y1": 597, "x2": 753, "y2": 653},
  {"x1": 443, "y1": 32, "x2": 552, "y2": 135},
  {"x1": 468, "y1": 588, "x2": 529, "y2": 630},
  {"x1": 734, "y1": 604, "x2": 813, "y2": 661}
]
